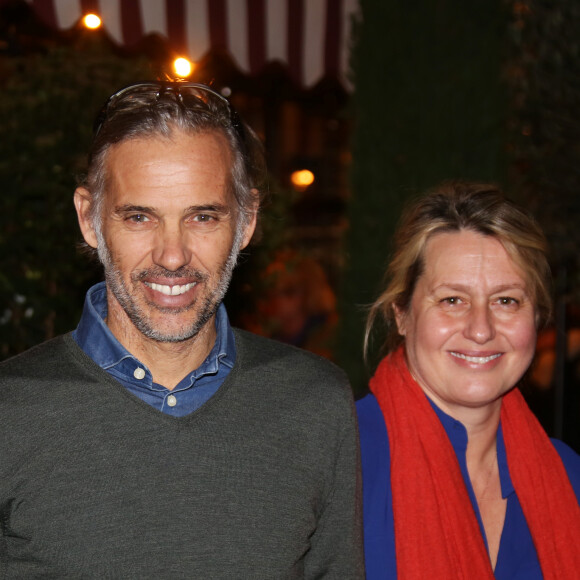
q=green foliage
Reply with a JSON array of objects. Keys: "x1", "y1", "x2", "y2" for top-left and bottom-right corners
[
  {"x1": 0, "y1": 41, "x2": 151, "y2": 358},
  {"x1": 337, "y1": 0, "x2": 506, "y2": 391}
]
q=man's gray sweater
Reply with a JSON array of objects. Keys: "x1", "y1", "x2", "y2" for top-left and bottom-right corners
[{"x1": 0, "y1": 329, "x2": 364, "y2": 579}]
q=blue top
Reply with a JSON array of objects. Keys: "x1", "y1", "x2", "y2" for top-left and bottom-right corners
[
  {"x1": 356, "y1": 392, "x2": 580, "y2": 579},
  {"x1": 72, "y1": 282, "x2": 235, "y2": 417}
]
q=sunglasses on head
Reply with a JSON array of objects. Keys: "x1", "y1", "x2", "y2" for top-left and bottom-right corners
[{"x1": 92, "y1": 81, "x2": 245, "y2": 145}]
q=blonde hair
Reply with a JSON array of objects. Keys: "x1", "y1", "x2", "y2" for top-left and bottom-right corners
[{"x1": 365, "y1": 181, "x2": 552, "y2": 357}]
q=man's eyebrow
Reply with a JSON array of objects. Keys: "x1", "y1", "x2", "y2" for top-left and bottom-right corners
[
  {"x1": 112, "y1": 204, "x2": 232, "y2": 214},
  {"x1": 185, "y1": 204, "x2": 232, "y2": 215},
  {"x1": 113, "y1": 204, "x2": 153, "y2": 214}
]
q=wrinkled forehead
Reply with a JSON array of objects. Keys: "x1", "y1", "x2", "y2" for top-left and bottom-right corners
[
  {"x1": 101, "y1": 130, "x2": 237, "y2": 206},
  {"x1": 105, "y1": 128, "x2": 234, "y2": 177}
]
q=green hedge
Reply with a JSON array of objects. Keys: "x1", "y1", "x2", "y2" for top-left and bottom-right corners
[
  {"x1": 337, "y1": 0, "x2": 506, "y2": 392},
  {"x1": 0, "y1": 38, "x2": 151, "y2": 358}
]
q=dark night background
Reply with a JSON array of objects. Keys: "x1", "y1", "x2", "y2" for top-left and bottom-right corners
[{"x1": 1, "y1": 0, "x2": 579, "y2": 450}]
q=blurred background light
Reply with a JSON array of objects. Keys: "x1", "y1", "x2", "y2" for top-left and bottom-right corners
[
  {"x1": 82, "y1": 14, "x2": 101, "y2": 30},
  {"x1": 173, "y1": 57, "x2": 194, "y2": 78},
  {"x1": 290, "y1": 169, "x2": 315, "y2": 191}
]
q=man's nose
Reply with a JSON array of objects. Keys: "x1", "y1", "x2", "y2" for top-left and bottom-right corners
[{"x1": 152, "y1": 224, "x2": 191, "y2": 272}]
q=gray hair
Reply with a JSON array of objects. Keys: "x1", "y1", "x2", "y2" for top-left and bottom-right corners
[{"x1": 81, "y1": 82, "x2": 266, "y2": 240}]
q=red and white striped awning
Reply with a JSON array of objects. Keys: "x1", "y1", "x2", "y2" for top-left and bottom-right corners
[{"x1": 22, "y1": 0, "x2": 359, "y2": 89}]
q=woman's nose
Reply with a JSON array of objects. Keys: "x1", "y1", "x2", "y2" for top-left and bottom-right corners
[{"x1": 463, "y1": 302, "x2": 495, "y2": 344}]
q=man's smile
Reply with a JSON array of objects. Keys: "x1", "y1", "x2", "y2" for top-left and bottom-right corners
[{"x1": 145, "y1": 281, "x2": 198, "y2": 296}]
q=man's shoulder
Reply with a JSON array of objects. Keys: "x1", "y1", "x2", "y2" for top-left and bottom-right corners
[
  {"x1": 0, "y1": 336, "x2": 82, "y2": 435},
  {"x1": 230, "y1": 328, "x2": 357, "y2": 435},
  {"x1": 1, "y1": 335, "x2": 72, "y2": 372},
  {"x1": 232, "y1": 328, "x2": 354, "y2": 407},
  {"x1": 0, "y1": 334, "x2": 91, "y2": 394},
  {"x1": 233, "y1": 327, "x2": 348, "y2": 381}
]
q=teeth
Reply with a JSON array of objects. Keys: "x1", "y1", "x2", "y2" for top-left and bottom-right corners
[
  {"x1": 147, "y1": 282, "x2": 196, "y2": 296},
  {"x1": 451, "y1": 352, "x2": 501, "y2": 364}
]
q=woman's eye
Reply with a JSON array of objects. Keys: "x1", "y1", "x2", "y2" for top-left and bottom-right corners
[{"x1": 498, "y1": 297, "x2": 519, "y2": 306}]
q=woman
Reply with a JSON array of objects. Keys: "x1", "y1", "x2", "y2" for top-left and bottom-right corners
[{"x1": 357, "y1": 181, "x2": 580, "y2": 579}]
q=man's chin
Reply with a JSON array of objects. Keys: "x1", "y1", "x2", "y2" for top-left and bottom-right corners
[
  {"x1": 132, "y1": 312, "x2": 214, "y2": 344},
  {"x1": 138, "y1": 326, "x2": 201, "y2": 343}
]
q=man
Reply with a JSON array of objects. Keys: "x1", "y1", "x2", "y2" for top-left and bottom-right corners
[{"x1": 0, "y1": 82, "x2": 364, "y2": 578}]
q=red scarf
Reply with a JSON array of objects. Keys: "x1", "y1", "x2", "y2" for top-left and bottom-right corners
[{"x1": 369, "y1": 346, "x2": 580, "y2": 579}]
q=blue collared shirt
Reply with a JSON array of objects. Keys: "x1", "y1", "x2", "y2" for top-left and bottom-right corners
[
  {"x1": 72, "y1": 282, "x2": 235, "y2": 417},
  {"x1": 356, "y1": 392, "x2": 580, "y2": 579}
]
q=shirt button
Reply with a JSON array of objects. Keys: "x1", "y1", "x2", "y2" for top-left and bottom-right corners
[
  {"x1": 133, "y1": 367, "x2": 146, "y2": 380},
  {"x1": 167, "y1": 395, "x2": 177, "y2": 407}
]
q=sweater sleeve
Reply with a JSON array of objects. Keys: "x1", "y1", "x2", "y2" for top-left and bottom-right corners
[{"x1": 304, "y1": 390, "x2": 365, "y2": 579}]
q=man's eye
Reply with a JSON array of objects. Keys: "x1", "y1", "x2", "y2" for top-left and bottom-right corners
[
  {"x1": 193, "y1": 214, "x2": 215, "y2": 223},
  {"x1": 127, "y1": 214, "x2": 149, "y2": 223}
]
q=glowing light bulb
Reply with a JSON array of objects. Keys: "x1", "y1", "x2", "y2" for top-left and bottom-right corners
[
  {"x1": 83, "y1": 14, "x2": 101, "y2": 29},
  {"x1": 291, "y1": 169, "x2": 315, "y2": 190},
  {"x1": 173, "y1": 58, "x2": 194, "y2": 78}
]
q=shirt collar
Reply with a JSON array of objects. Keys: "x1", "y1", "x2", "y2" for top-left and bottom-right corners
[
  {"x1": 428, "y1": 396, "x2": 515, "y2": 498},
  {"x1": 72, "y1": 281, "x2": 235, "y2": 377}
]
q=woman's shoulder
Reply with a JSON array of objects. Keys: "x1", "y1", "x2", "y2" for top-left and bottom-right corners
[
  {"x1": 355, "y1": 393, "x2": 398, "y2": 579},
  {"x1": 356, "y1": 392, "x2": 389, "y2": 440},
  {"x1": 356, "y1": 393, "x2": 391, "y2": 467},
  {"x1": 551, "y1": 438, "x2": 580, "y2": 500}
]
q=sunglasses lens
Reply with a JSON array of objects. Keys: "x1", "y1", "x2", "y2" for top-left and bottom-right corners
[{"x1": 93, "y1": 82, "x2": 236, "y2": 136}]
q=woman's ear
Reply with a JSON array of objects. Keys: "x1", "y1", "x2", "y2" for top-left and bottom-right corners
[
  {"x1": 73, "y1": 187, "x2": 98, "y2": 249},
  {"x1": 393, "y1": 303, "x2": 406, "y2": 336}
]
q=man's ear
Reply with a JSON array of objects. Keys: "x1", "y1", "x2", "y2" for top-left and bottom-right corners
[
  {"x1": 393, "y1": 303, "x2": 406, "y2": 336},
  {"x1": 239, "y1": 189, "x2": 259, "y2": 250},
  {"x1": 74, "y1": 187, "x2": 98, "y2": 249}
]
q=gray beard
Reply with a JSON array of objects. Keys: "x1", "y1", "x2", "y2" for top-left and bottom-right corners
[{"x1": 96, "y1": 226, "x2": 244, "y2": 343}]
